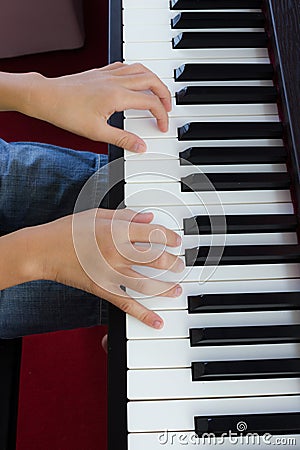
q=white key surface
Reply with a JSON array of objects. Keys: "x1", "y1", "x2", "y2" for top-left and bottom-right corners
[
  {"x1": 127, "y1": 309, "x2": 300, "y2": 340},
  {"x1": 126, "y1": 278, "x2": 300, "y2": 311},
  {"x1": 127, "y1": 339, "x2": 300, "y2": 369},
  {"x1": 127, "y1": 395, "x2": 300, "y2": 432},
  {"x1": 128, "y1": 368, "x2": 300, "y2": 400}
]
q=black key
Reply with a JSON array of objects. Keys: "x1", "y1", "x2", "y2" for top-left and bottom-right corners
[
  {"x1": 179, "y1": 146, "x2": 286, "y2": 164},
  {"x1": 184, "y1": 214, "x2": 297, "y2": 235},
  {"x1": 175, "y1": 63, "x2": 274, "y2": 81},
  {"x1": 171, "y1": 12, "x2": 265, "y2": 29},
  {"x1": 181, "y1": 172, "x2": 290, "y2": 192},
  {"x1": 185, "y1": 244, "x2": 300, "y2": 266},
  {"x1": 176, "y1": 86, "x2": 277, "y2": 105},
  {"x1": 192, "y1": 358, "x2": 300, "y2": 381},
  {"x1": 189, "y1": 324, "x2": 300, "y2": 346},
  {"x1": 188, "y1": 292, "x2": 300, "y2": 313},
  {"x1": 171, "y1": 0, "x2": 263, "y2": 9},
  {"x1": 178, "y1": 122, "x2": 283, "y2": 140},
  {"x1": 173, "y1": 32, "x2": 268, "y2": 49},
  {"x1": 194, "y1": 412, "x2": 300, "y2": 437}
]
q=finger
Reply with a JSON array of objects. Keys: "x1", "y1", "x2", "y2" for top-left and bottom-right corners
[
  {"x1": 123, "y1": 268, "x2": 183, "y2": 298},
  {"x1": 100, "y1": 123, "x2": 147, "y2": 153},
  {"x1": 101, "y1": 334, "x2": 108, "y2": 353},
  {"x1": 103, "y1": 285, "x2": 164, "y2": 329},
  {"x1": 107, "y1": 62, "x2": 149, "y2": 76},
  {"x1": 120, "y1": 91, "x2": 169, "y2": 132},
  {"x1": 98, "y1": 61, "x2": 126, "y2": 71},
  {"x1": 107, "y1": 63, "x2": 171, "y2": 111},
  {"x1": 96, "y1": 208, "x2": 153, "y2": 223},
  {"x1": 128, "y1": 223, "x2": 181, "y2": 247},
  {"x1": 122, "y1": 245, "x2": 185, "y2": 273},
  {"x1": 119, "y1": 73, "x2": 172, "y2": 112}
]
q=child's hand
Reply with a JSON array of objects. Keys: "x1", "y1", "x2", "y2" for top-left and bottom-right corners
[
  {"x1": 23, "y1": 208, "x2": 183, "y2": 329},
  {"x1": 22, "y1": 62, "x2": 172, "y2": 152}
]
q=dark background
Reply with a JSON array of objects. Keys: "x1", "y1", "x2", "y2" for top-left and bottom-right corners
[{"x1": 0, "y1": 1, "x2": 109, "y2": 449}]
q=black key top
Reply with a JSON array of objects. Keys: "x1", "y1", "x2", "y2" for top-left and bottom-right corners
[
  {"x1": 189, "y1": 324, "x2": 300, "y2": 346},
  {"x1": 175, "y1": 63, "x2": 274, "y2": 81},
  {"x1": 178, "y1": 122, "x2": 283, "y2": 140},
  {"x1": 181, "y1": 172, "x2": 290, "y2": 192},
  {"x1": 179, "y1": 147, "x2": 286, "y2": 165},
  {"x1": 185, "y1": 244, "x2": 300, "y2": 266},
  {"x1": 194, "y1": 412, "x2": 300, "y2": 437},
  {"x1": 173, "y1": 32, "x2": 268, "y2": 49},
  {"x1": 176, "y1": 86, "x2": 277, "y2": 105},
  {"x1": 171, "y1": 12, "x2": 265, "y2": 29},
  {"x1": 184, "y1": 214, "x2": 297, "y2": 235},
  {"x1": 192, "y1": 358, "x2": 300, "y2": 381},
  {"x1": 188, "y1": 292, "x2": 300, "y2": 313},
  {"x1": 171, "y1": 0, "x2": 263, "y2": 9}
]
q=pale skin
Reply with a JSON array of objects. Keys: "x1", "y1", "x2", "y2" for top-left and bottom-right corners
[{"x1": 0, "y1": 62, "x2": 184, "y2": 342}]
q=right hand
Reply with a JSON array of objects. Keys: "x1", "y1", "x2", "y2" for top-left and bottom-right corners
[{"x1": 23, "y1": 208, "x2": 183, "y2": 329}]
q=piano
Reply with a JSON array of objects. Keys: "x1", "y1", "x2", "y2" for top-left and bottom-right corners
[{"x1": 107, "y1": 1, "x2": 300, "y2": 449}]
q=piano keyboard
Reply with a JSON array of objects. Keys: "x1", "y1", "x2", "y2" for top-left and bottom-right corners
[{"x1": 108, "y1": 1, "x2": 300, "y2": 449}]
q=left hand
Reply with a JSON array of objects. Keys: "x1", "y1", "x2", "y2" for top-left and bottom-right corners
[{"x1": 22, "y1": 62, "x2": 172, "y2": 152}]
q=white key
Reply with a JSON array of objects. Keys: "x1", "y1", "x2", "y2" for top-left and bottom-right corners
[
  {"x1": 124, "y1": 25, "x2": 265, "y2": 43},
  {"x1": 153, "y1": 233, "x2": 298, "y2": 255},
  {"x1": 124, "y1": 139, "x2": 284, "y2": 160},
  {"x1": 126, "y1": 278, "x2": 300, "y2": 311},
  {"x1": 123, "y1": 9, "x2": 262, "y2": 25},
  {"x1": 123, "y1": 0, "x2": 170, "y2": 8},
  {"x1": 128, "y1": 368, "x2": 300, "y2": 400},
  {"x1": 127, "y1": 339, "x2": 300, "y2": 369},
  {"x1": 124, "y1": 42, "x2": 269, "y2": 61},
  {"x1": 125, "y1": 160, "x2": 286, "y2": 182},
  {"x1": 132, "y1": 263, "x2": 300, "y2": 284},
  {"x1": 125, "y1": 100, "x2": 278, "y2": 118},
  {"x1": 124, "y1": 59, "x2": 272, "y2": 79},
  {"x1": 128, "y1": 204, "x2": 295, "y2": 229},
  {"x1": 127, "y1": 309, "x2": 300, "y2": 340},
  {"x1": 127, "y1": 395, "x2": 300, "y2": 432},
  {"x1": 123, "y1": 0, "x2": 262, "y2": 10},
  {"x1": 128, "y1": 432, "x2": 300, "y2": 450},
  {"x1": 162, "y1": 79, "x2": 274, "y2": 90},
  {"x1": 124, "y1": 116, "x2": 280, "y2": 139},
  {"x1": 125, "y1": 183, "x2": 291, "y2": 206}
]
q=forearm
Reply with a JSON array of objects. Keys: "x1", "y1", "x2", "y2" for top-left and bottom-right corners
[
  {"x1": 0, "y1": 71, "x2": 44, "y2": 114},
  {"x1": 0, "y1": 228, "x2": 38, "y2": 290}
]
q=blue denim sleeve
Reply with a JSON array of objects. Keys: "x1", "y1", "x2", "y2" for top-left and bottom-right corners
[{"x1": 0, "y1": 138, "x2": 108, "y2": 338}]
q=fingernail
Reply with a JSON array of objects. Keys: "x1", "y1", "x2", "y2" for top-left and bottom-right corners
[
  {"x1": 176, "y1": 235, "x2": 182, "y2": 246},
  {"x1": 133, "y1": 142, "x2": 146, "y2": 153},
  {"x1": 176, "y1": 260, "x2": 185, "y2": 273},
  {"x1": 174, "y1": 286, "x2": 182, "y2": 297},
  {"x1": 153, "y1": 320, "x2": 163, "y2": 329}
]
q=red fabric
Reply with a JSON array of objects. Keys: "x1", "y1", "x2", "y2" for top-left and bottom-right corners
[
  {"x1": 17, "y1": 327, "x2": 108, "y2": 450},
  {"x1": 0, "y1": 1, "x2": 110, "y2": 449}
]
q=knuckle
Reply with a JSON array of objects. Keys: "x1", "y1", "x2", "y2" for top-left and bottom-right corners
[
  {"x1": 131, "y1": 62, "x2": 146, "y2": 72},
  {"x1": 155, "y1": 253, "x2": 168, "y2": 270},
  {"x1": 118, "y1": 299, "x2": 133, "y2": 314},
  {"x1": 139, "y1": 310, "x2": 153, "y2": 325},
  {"x1": 115, "y1": 134, "x2": 133, "y2": 149},
  {"x1": 133, "y1": 277, "x2": 147, "y2": 293}
]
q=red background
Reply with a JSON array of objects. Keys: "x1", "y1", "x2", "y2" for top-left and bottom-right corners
[{"x1": 0, "y1": 1, "x2": 109, "y2": 449}]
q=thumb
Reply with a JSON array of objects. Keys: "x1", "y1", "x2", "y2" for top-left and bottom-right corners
[{"x1": 101, "y1": 123, "x2": 147, "y2": 153}]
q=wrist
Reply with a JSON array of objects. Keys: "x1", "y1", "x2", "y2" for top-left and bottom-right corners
[
  {"x1": 0, "y1": 227, "x2": 43, "y2": 290},
  {"x1": 0, "y1": 71, "x2": 46, "y2": 115}
]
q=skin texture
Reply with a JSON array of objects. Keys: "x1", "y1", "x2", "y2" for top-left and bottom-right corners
[{"x1": 0, "y1": 63, "x2": 184, "y2": 331}]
